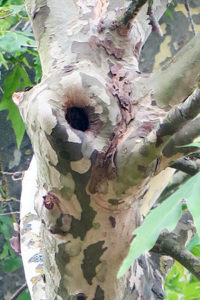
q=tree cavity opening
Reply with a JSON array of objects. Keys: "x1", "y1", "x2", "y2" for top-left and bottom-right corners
[
  {"x1": 76, "y1": 293, "x2": 86, "y2": 300},
  {"x1": 65, "y1": 107, "x2": 89, "y2": 132}
]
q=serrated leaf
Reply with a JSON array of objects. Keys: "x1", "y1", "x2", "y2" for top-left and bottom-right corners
[
  {"x1": 117, "y1": 191, "x2": 183, "y2": 278},
  {"x1": 0, "y1": 65, "x2": 32, "y2": 147}
]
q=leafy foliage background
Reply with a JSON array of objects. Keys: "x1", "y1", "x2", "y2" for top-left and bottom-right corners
[{"x1": 0, "y1": 0, "x2": 40, "y2": 298}]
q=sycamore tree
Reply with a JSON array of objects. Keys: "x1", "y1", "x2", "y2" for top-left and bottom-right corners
[{"x1": 1, "y1": 0, "x2": 200, "y2": 299}]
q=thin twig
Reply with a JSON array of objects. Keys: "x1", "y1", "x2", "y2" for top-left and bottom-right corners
[
  {"x1": 0, "y1": 13, "x2": 13, "y2": 19},
  {"x1": 0, "y1": 211, "x2": 20, "y2": 216},
  {"x1": 147, "y1": 0, "x2": 163, "y2": 36},
  {"x1": 119, "y1": 0, "x2": 148, "y2": 26},
  {"x1": 185, "y1": 0, "x2": 196, "y2": 36},
  {"x1": 1, "y1": 170, "x2": 25, "y2": 181},
  {"x1": 3, "y1": 198, "x2": 20, "y2": 202},
  {"x1": 10, "y1": 283, "x2": 28, "y2": 300}
]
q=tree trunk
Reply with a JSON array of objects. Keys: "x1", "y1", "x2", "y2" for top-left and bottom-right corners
[{"x1": 13, "y1": 1, "x2": 200, "y2": 299}]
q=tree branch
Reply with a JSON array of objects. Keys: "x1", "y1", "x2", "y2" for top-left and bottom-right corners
[
  {"x1": 147, "y1": 0, "x2": 163, "y2": 36},
  {"x1": 162, "y1": 117, "x2": 200, "y2": 163},
  {"x1": 157, "y1": 170, "x2": 190, "y2": 204},
  {"x1": 136, "y1": 31, "x2": 200, "y2": 107},
  {"x1": 152, "y1": 234, "x2": 200, "y2": 280},
  {"x1": 118, "y1": 0, "x2": 148, "y2": 26},
  {"x1": 185, "y1": 0, "x2": 196, "y2": 36},
  {"x1": 151, "y1": 210, "x2": 200, "y2": 280},
  {"x1": 24, "y1": 0, "x2": 170, "y2": 76},
  {"x1": 156, "y1": 88, "x2": 200, "y2": 139},
  {"x1": 171, "y1": 157, "x2": 200, "y2": 176},
  {"x1": 116, "y1": 88, "x2": 200, "y2": 186}
]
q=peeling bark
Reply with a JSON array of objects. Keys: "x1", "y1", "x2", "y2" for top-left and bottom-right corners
[{"x1": 15, "y1": 0, "x2": 200, "y2": 299}]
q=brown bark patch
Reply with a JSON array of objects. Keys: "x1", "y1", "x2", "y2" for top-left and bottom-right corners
[
  {"x1": 96, "y1": 38, "x2": 125, "y2": 59},
  {"x1": 43, "y1": 193, "x2": 60, "y2": 210},
  {"x1": 107, "y1": 62, "x2": 135, "y2": 123},
  {"x1": 89, "y1": 65, "x2": 137, "y2": 193},
  {"x1": 109, "y1": 216, "x2": 116, "y2": 228}
]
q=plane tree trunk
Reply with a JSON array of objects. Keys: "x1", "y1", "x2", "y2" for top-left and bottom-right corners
[{"x1": 13, "y1": 0, "x2": 200, "y2": 299}]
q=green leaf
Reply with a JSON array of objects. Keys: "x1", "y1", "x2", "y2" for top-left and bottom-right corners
[
  {"x1": 0, "y1": 186, "x2": 6, "y2": 198},
  {"x1": 16, "y1": 289, "x2": 31, "y2": 300},
  {"x1": 165, "y1": 263, "x2": 187, "y2": 298},
  {"x1": 2, "y1": 256, "x2": 22, "y2": 272},
  {"x1": 165, "y1": 8, "x2": 174, "y2": 20},
  {"x1": 0, "y1": 222, "x2": 10, "y2": 239},
  {"x1": 118, "y1": 171, "x2": 200, "y2": 278},
  {"x1": 11, "y1": 0, "x2": 23, "y2": 5},
  {"x1": 187, "y1": 234, "x2": 200, "y2": 251},
  {"x1": 184, "y1": 172, "x2": 200, "y2": 237},
  {"x1": 34, "y1": 56, "x2": 42, "y2": 83},
  {"x1": 191, "y1": 245, "x2": 200, "y2": 258},
  {"x1": 183, "y1": 282, "x2": 200, "y2": 300},
  {"x1": 9, "y1": 4, "x2": 25, "y2": 14},
  {"x1": 176, "y1": 137, "x2": 200, "y2": 148},
  {"x1": 0, "y1": 220, "x2": 12, "y2": 239},
  {"x1": 0, "y1": 242, "x2": 11, "y2": 259},
  {"x1": 177, "y1": 143, "x2": 200, "y2": 148},
  {"x1": 117, "y1": 191, "x2": 183, "y2": 278},
  {"x1": 117, "y1": 173, "x2": 200, "y2": 278},
  {"x1": 165, "y1": 291, "x2": 179, "y2": 300},
  {"x1": 0, "y1": 31, "x2": 35, "y2": 53},
  {"x1": 0, "y1": 213, "x2": 14, "y2": 228},
  {"x1": 0, "y1": 52, "x2": 8, "y2": 69},
  {"x1": 0, "y1": 240, "x2": 15, "y2": 259},
  {"x1": 0, "y1": 65, "x2": 32, "y2": 147}
]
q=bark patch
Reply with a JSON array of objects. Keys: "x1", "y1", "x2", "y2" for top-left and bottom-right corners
[
  {"x1": 81, "y1": 241, "x2": 107, "y2": 285},
  {"x1": 96, "y1": 38, "x2": 125, "y2": 59},
  {"x1": 109, "y1": 216, "x2": 116, "y2": 228},
  {"x1": 69, "y1": 171, "x2": 96, "y2": 240},
  {"x1": 55, "y1": 244, "x2": 70, "y2": 298},
  {"x1": 93, "y1": 285, "x2": 104, "y2": 300},
  {"x1": 46, "y1": 122, "x2": 83, "y2": 175}
]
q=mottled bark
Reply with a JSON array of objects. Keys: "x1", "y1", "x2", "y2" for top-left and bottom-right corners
[{"x1": 14, "y1": 0, "x2": 200, "y2": 299}]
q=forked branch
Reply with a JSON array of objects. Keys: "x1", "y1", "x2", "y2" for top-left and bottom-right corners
[{"x1": 151, "y1": 211, "x2": 200, "y2": 280}]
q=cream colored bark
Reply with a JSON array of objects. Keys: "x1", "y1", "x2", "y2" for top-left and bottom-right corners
[{"x1": 14, "y1": 1, "x2": 200, "y2": 299}]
